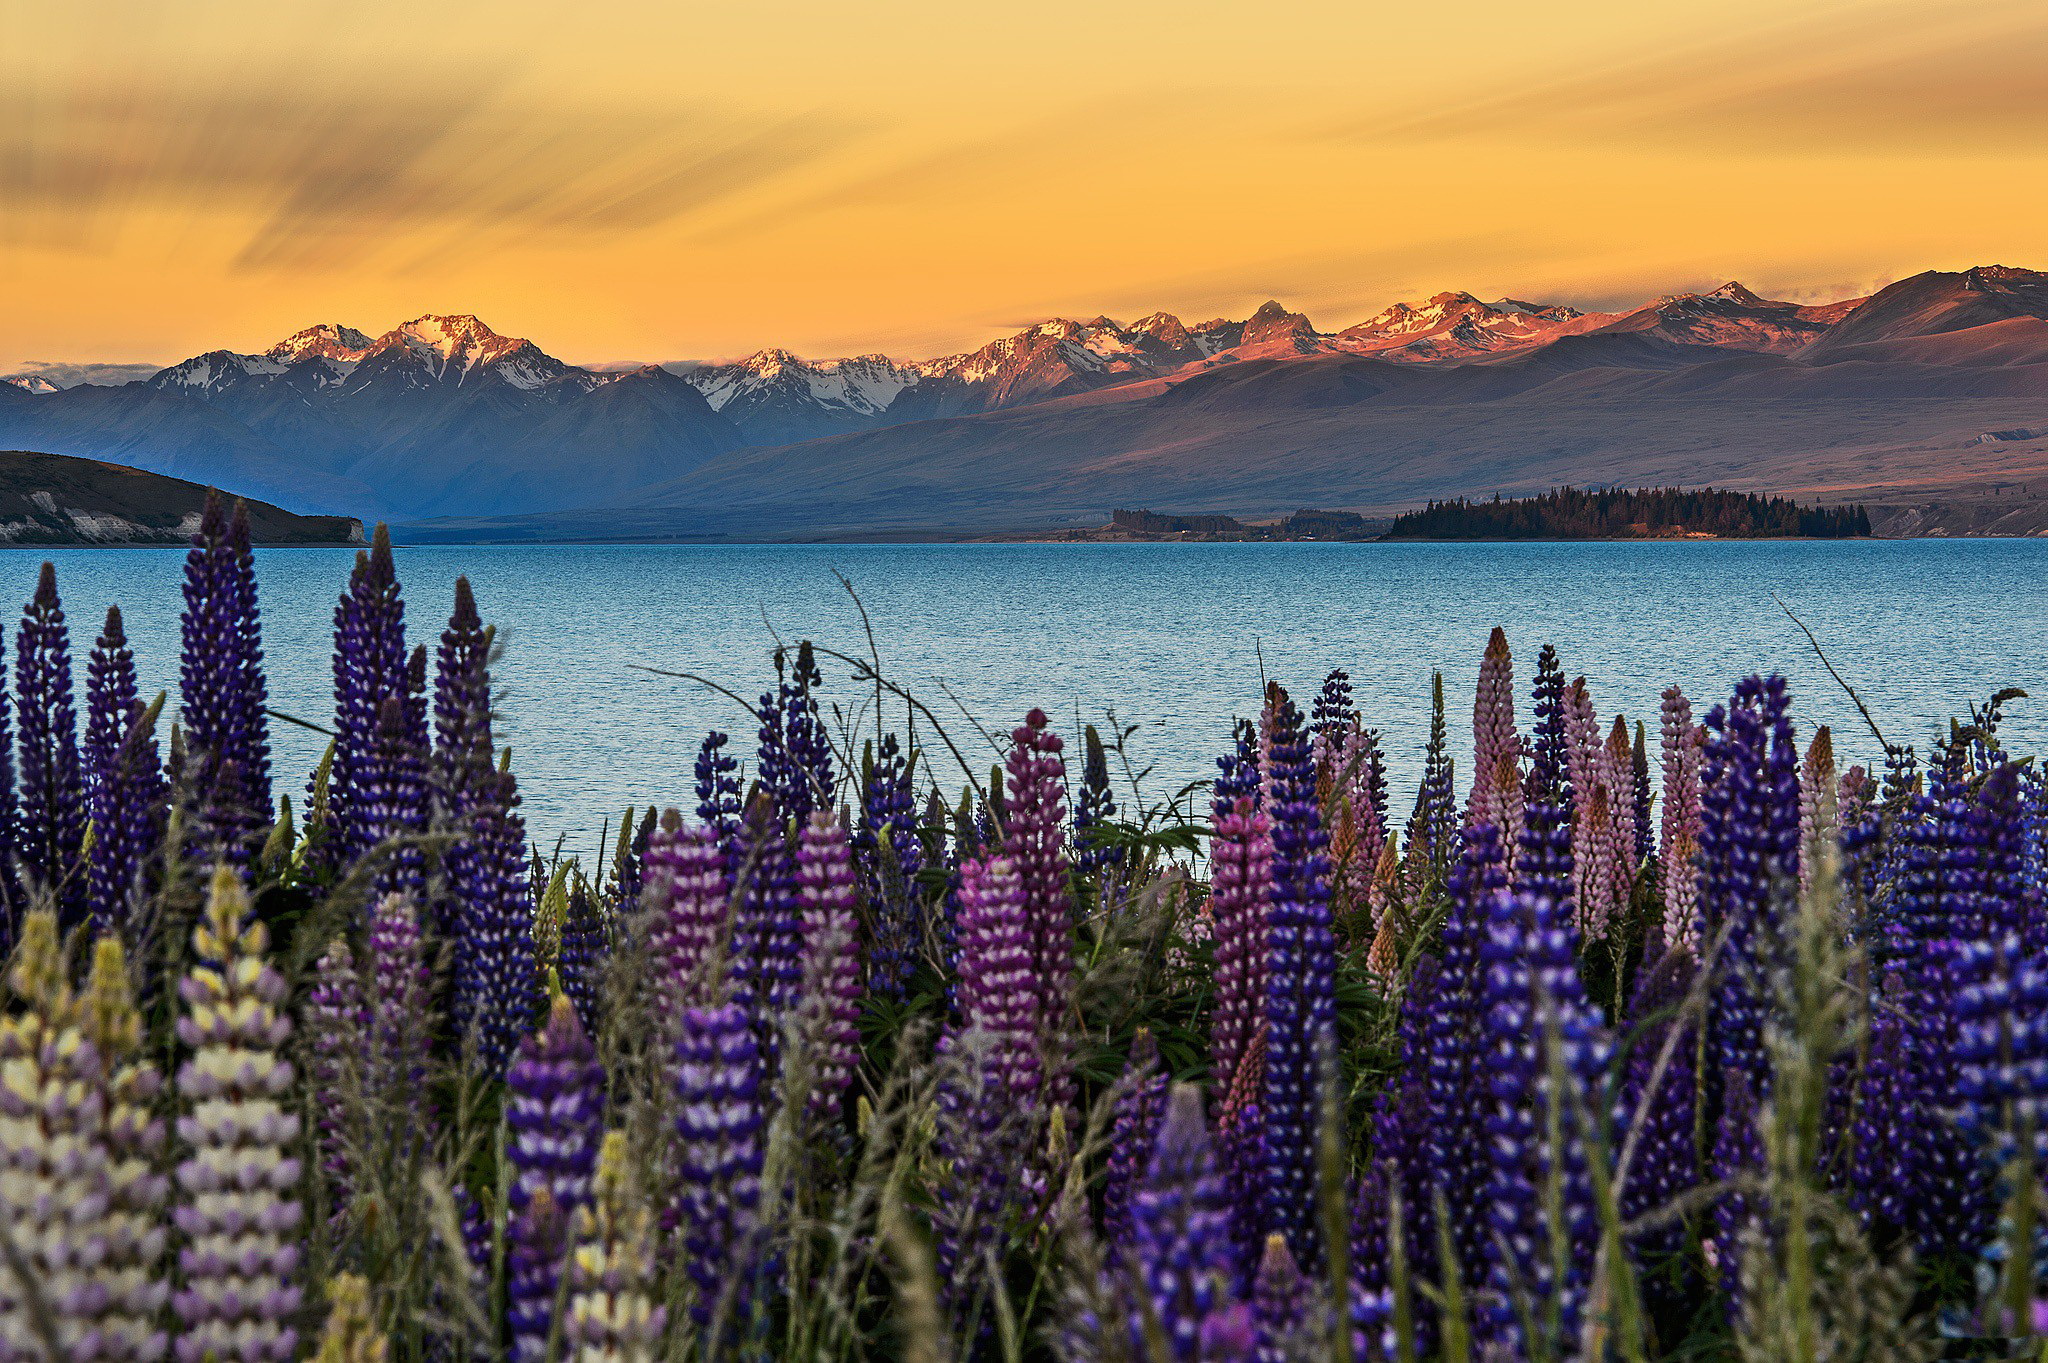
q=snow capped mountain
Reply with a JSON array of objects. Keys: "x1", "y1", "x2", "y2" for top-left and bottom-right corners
[
  {"x1": 266, "y1": 324, "x2": 374, "y2": 365},
  {"x1": 1585, "y1": 281, "x2": 1853, "y2": 353},
  {"x1": 345, "y1": 314, "x2": 594, "y2": 393},
  {"x1": 683, "y1": 349, "x2": 921, "y2": 445},
  {"x1": 1335, "y1": 291, "x2": 1584, "y2": 361},
  {"x1": 4, "y1": 375, "x2": 62, "y2": 395}
]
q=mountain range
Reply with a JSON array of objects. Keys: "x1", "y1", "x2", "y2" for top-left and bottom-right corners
[{"x1": 8, "y1": 265, "x2": 2048, "y2": 534}]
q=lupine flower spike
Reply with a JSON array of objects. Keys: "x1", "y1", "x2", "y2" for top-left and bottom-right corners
[{"x1": 564, "y1": 1132, "x2": 667, "y2": 1363}]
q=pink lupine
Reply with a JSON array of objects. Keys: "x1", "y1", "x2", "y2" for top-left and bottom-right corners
[
  {"x1": 1469, "y1": 626, "x2": 1523, "y2": 842},
  {"x1": 643, "y1": 812, "x2": 734, "y2": 1009},
  {"x1": 1798, "y1": 725, "x2": 1838, "y2": 893},
  {"x1": 1659, "y1": 685, "x2": 1704, "y2": 948},
  {"x1": 795, "y1": 811, "x2": 863, "y2": 1118}
]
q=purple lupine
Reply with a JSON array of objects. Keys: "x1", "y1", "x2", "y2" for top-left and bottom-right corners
[
  {"x1": 1003, "y1": 708, "x2": 1075, "y2": 1078},
  {"x1": 757, "y1": 641, "x2": 834, "y2": 824},
  {"x1": 1953, "y1": 930, "x2": 2048, "y2": 1172},
  {"x1": 1617, "y1": 945, "x2": 1699, "y2": 1310},
  {"x1": 506, "y1": 993, "x2": 606, "y2": 1361},
  {"x1": 1699, "y1": 675, "x2": 1800, "y2": 1098},
  {"x1": 84, "y1": 603, "x2": 139, "y2": 798},
  {"x1": 643, "y1": 812, "x2": 734, "y2": 1008},
  {"x1": 1478, "y1": 885, "x2": 1613, "y2": 1354},
  {"x1": 173, "y1": 866, "x2": 303, "y2": 1363},
  {"x1": 180, "y1": 493, "x2": 272, "y2": 866},
  {"x1": 856, "y1": 733, "x2": 922, "y2": 1001},
  {"x1": 1371, "y1": 971, "x2": 1442, "y2": 1330},
  {"x1": 1605, "y1": 714, "x2": 1642, "y2": 888},
  {"x1": 1216, "y1": 717, "x2": 1262, "y2": 811},
  {"x1": 795, "y1": 810, "x2": 863, "y2": 1119},
  {"x1": 950, "y1": 855, "x2": 1043, "y2": 1102},
  {"x1": 1326, "y1": 723, "x2": 1390, "y2": 916},
  {"x1": 354, "y1": 685, "x2": 430, "y2": 895},
  {"x1": 1516, "y1": 645, "x2": 1575, "y2": 912},
  {"x1": 1209, "y1": 788, "x2": 1272, "y2": 1127},
  {"x1": 612, "y1": 805, "x2": 655, "y2": 914},
  {"x1": 1252, "y1": 1233, "x2": 1309, "y2": 1363},
  {"x1": 431, "y1": 576, "x2": 492, "y2": 822},
  {"x1": 448, "y1": 762, "x2": 538, "y2": 1081},
  {"x1": 16, "y1": 562, "x2": 86, "y2": 925},
  {"x1": 1104, "y1": 1028, "x2": 1171, "y2": 1248},
  {"x1": 1710, "y1": 1067, "x2": 1764, "y2": 1313},
  {"x1": 1258, "y1": 684, "x2": 1337, "y2": 1264},
  {"x1": 1076, "y1": 722, "x2": 1123, "y2": 880},
  {"x1": 733, "y1": 793, "x2": 805, "y2": 1028},
  {"x1": 1469, "y1": 627, "x2": 1522, "y2": 838},
  {"x1": 364, "y1": 893, "x2": 434, "y2": 1114},
  {"x1": 1123, "y1": 1085, "x2": 1243, "y2": 1359},
  {"x1": 1847, "y1": 973, "x2": 1912, "y2": 1233},
  {"x1": 1412, "y1": 670, "x2": 1459, "y2": 868},
  {"x1": 672, "y1": 1001, "x2": 767, "y2": 1327},
  {"x1": 558, "y1": 880, "x2": 608, "y2": 1038},
  {"x1": 1310, "y1": 667, "x2": 1355, "y2": 777},
  {"x1": 305, "y1": 937, "x2": 367, "y2": 1206},
  {"x1": 332, "y1": 524, "x2": 413, "y2": 867},
  {"x1": 1659, "y1": 684, "x2": 1703, "y2": 947},
  {"x1": 694, "y1": 730, "x2": 744, "y2": 858},
  {"x1": 87, "y1": 694, "x2": 165, "y2": 942}
]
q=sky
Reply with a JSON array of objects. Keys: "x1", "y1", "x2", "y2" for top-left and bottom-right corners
[{"x1": 4, "y1": 0, "x2": 2046, "y2": 371}]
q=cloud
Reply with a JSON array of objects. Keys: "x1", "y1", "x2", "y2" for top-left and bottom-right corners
[
  {"x1": 0, "y1": 64, "x2": 856, "y2": 273},
  {"x1": 1319, "y1": 0, "x2": 2048, "y2": 156}
]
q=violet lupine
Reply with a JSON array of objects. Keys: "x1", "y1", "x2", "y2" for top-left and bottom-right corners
[
  {"x1": 364, "y1": 894, "x2": 434, "y2": 1123},
  {"x1": 950, "y1": 855, "x2": 1044, "y2": 1102},
  {"x1": 506, "y1": 993, "x2": 606, "y2": 1361},
  {"x1": 1309, "y1": 667, "x2": 1355, "y2": 778},
  {"x1": 558, "y1": 882, "x2": 608, "y2": 1037},
  {"x1": 1371, "y1": 967, "x2": 1443, "y2": 1318},
  {"x1": 756, "y1": 641, "x2": 833, "y2": 824},
  {"x1": 693, "y1": 731, "x2": 744, "y2": 859},
  {"x1": 1953, "y1": 930, "x2": 2048, "y2": 1175},
  {"x1": 1410, "y1": 671, "x2": 1458, "y2": 871},
  {"x1": 87, "y1": 695, "x2": 165, "y2": 941},
  {"x1": 564, "y1": 1131, "x2": 667, "y2": 1363},
  {"x1": 85, "y1": 603, "x2": 139, "y2": 798},
  {"x1": 1478, "y1": 886, "x2": 1613, "y2": 1355},
  {"x1": 1210, "y1": 756, "x2": 1273, "y2": 1248},
  {"x1": 794, "y1": 810, "x2": 862, "y2": 1120},
  {"x1": 671, "y1": 1001, "x2": 767, "y2": 1327},
  {"x1": 1325, "y1": 723, "x2": 1390, "y2": 916},
  {"x1": 80, "y1": 935, "x2": 171, "y2": 1363},
  {"x1": 1798, "y1": 726, "x2": 1840, "y2": 895},
  {"x1": 173, "y1": 866, "x2": 303, "y2": 1363},
  {"x1": 306, "y1": 937, "x2": 367, "y2": 1205},
  {"x1": 1617, "y1": 946, "x2": 1699, "y2": 1308},
  {"x1": 180, "y1": 493, "x2": 272, "y2": 867},
  {"x1": 642, "y1": 812, "x2": 734, "y2": 1010},
  {"x1": 1710, "y1": 1067, "x2": 1765, "y2": 1312},
  {"x1": 1258, "y1": 685, "x2": 1337, "y2": 1264},
  {"x1": 1847, "y1": 974, "x2": 1913, "y2": 1233},
  {"x1": 1517, "y1": 645, "x2": 1575, "y2": 913},
  {"x1": 732, "y1": 795, "x2": 805, "y2": 1027},
  {"x1": 612, "y1": 805, "x2": 655, "y2": 913},
  {"x1": 857, "y1": 733, "x2": 922, "y2": 1001},
  {"x1": 1122, "y1": 1085, "x2": 1243, "y2": 1359},
  {"x1": 355, "y1": 687, "x2": 431, "y2": 895},
  {"x1": 17, "y1": 562, "x2": 87, "y2": 925},
  {"x1": 1103, "y1": 1028, "x2": 1171, "y2": 1248},
  {"x1": 1659, "y1": 684, "x2": 1704, "y2": 948},
  {"x1": 1468, "y1": 627, "x2": 1522, "y2": 840},
  {"x1": 1003, "y1": 708, "x2": 1075, "y2": 1078},
  {"x1": 430, "y1": 576, "x2": 492, "y2": 823},
  {"x1": 1076, "y1": 722, "x2": 1122, "y2": 880},
  {"x1": 1699, "y1": 675, "x2": 1800, "y2": 1099},
  {"x1": 1252, "y1": 1234, "x2": 1309, "y2": 1363},
  {"x1": 1605, "y1": 714, "x2": 1642, "y2": 883},
  {"x1": 332, "y1": 524, "x2": 413, "y2": 867},
  {"x1": 448, "y1": 763, "x2": 539, "y2": 1082}
]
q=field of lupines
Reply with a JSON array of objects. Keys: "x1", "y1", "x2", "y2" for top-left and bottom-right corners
[{"x1": 1, "y1": 492, "x2": 2045, "y2": 1362}]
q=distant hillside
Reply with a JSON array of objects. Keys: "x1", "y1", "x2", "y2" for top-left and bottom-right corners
[
  {"x1": 0, "y1": 450, "x2": 362, "y2": 546},
  {"x1": 1383, "y1": 486, "x2": 1871, "y2": 540}
]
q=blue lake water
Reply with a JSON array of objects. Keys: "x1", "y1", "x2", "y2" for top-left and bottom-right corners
[{"x1": 5, "y1": 540, "x2": 2045, "y2": 857}]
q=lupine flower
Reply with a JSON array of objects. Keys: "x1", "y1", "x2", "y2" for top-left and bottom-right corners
[
  {"x1": 733, "y1": 793, "x2": 805, "y2": 1026},
  {"x1": 17, "y1": 562, "x2": 86, "y2": 924},
  {"x1": 1478, "y1": 885, "x2": 1613, "y2": 1354},
  {"x1": 1468, "y1": 627, "x2": 1522, "y2": 839},
  {"x1": 951, "y1": 855, "x2": 1044, "y2": 1102},
  {"x1": 1847, "y1": 973, "x2": 1912, "y2": 1232},
  {"x1": 1076, "y1": 722, "x2": 1123, "y2": 880},
  {"x1": 364, "y1": 894, "x2": 434, "y2": 1128},
  {"x1": 1699, "y1": 676, "x2": 1800, "y2": 1097},
  {"x1": 1371, "y1": 975, "x2": 1441, "y2": 1323},
  {"x1": 1324, "y1": 723, "x2": 1389, "y2": 919},
  {"x1": 856, "y1": 733, "x2": 922, "y2": 1000},
  {"x1": 693, "y1": 731, "x2": 744, "y2": 859},
  {"x1": 448, "y1": 762, "x2": 538, "y2": 1081},
  {"x1": 757, "y1": 641, "x2": 834, "y2": 824},
  {"x1": 1953, "y1": 931, "x2": 2048, "y2": 1173},
  {"x1": 87, "y1": 693, "x2": 165, "y2": 941},
  {"x1": 1215, "y1": 718, "x2": 1261, "y2": 811},
  {"x1": 1605, "y1": 713, "x2": 1641, "y2": 881},
  {"x1": 1411, "y1": 671, "x2": 1458, "y2": 870},
  {"x1": 1123, "y1": 1085, "x2": 1242, "y2": 1359},
  {"x1": 1631, "y1": 720, "x2": 1653, "y2": 866},
  {"x1": 306, "y1": 937, "x2": 367, "y2": 1204},
  {"x1": 559, "y1": 881, "x2": 609, "y2": 1037},
  {"x1": 431, "y1": 576, "x2": 491, "y2": 822},
  {"x1": 332, "y1": 525, "x2": 414, "y2": 867},
  {"x1": 1617, "y1": 946, "x2": 1699, "y2": 1308},
  {"x1": 1516, "y1": 646, "x2": 1575, "y2": 912},
  {"x1": 84, "y1": 603, "x2": 139, "y2": 798},
  {"x1": 1003, "y1": 708, "x2": 1075, "y2": 1075},
  {"x1": 611, "y1": 805, "x2": 655, "y2": 914},
  {"x1": 173, "y1": 867, "x2": 303, "y2": 1363},
  {"x1": 312, "y1": 1273, "x2": 388, "y2": 1363},
  {"x1": 1709, "y1": 1067, "x2": 1764, "y2": 1312},
  {"x1": 1252, "y1": 1233, "x2": 1309, "y2": 1363},
  {"x1": 564, "y1": 1132, "x2": 666, "y2": 1363},
  {"x1": 642, "y1": 811, "x2": 734, "y2": 1010},
  {"x1": 1309, "y1": 667, "x2": 1355, "y2": 780},
  {"x1": 506, "y1": 994, "x2": 606, "y2": 1361},
  {"x1": 672, "y1": 1001, "x2": 767, "y2": 1326},
  {"x1": 1258, "y1": 685, "x2": 1337, "y2": 1264},
  {"x1": 356, "y1": 688, "x2": 430, "y2": 895},
  {"x1": 180, "y1": 493, "x2": 272, "y2": 865},
  {"x1": 795, "y1": 810, "x2": 862, "y2": 1118},
  {"x1": 1659, "y1": 684, "x2": 1703, "y2": 946},
  {"x1": 1208, "y1": 785, "x2": 1272, "y2": 1130},
  {"x1": 1798, "y1": 726, "x2": 1839, "y2": 894},
  {"x1": 80, "y1": 934, "x2": 171, "y2": 1363},
  {"x1": 1104, "y1": 1028, "x2": 1171, "y2": 1248}
]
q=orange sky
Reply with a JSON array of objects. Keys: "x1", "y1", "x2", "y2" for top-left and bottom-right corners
[{"x1": 4, "y1": 0, "x2": 2046, "y2": 370}]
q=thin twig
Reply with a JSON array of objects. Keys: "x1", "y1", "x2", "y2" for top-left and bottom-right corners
[{"x1": 1773, "y1": 592, "x2": 1895, "y2": 755}]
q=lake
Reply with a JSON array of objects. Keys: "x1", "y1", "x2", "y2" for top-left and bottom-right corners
[{"x1": 6, "y1": 539, "x2": 2044, "y2": 856}]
